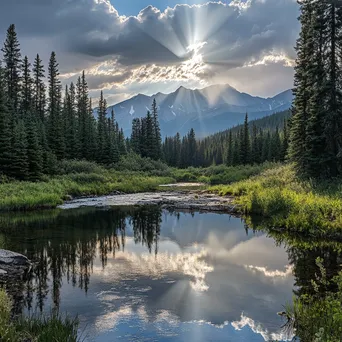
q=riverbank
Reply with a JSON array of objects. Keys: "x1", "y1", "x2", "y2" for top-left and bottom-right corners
[
  {"x1": 210, "y1": 164, "x2": 342, "y2": 238},
  {"x1": 0, "y1": 289, "x2": 79, "y2": 342},
  {"x1": 0, "y1": 171, "x2": 174, "y2": 212}
]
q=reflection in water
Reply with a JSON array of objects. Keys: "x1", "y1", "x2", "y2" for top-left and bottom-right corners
[{"x1": 1, "y1": 207, "x2": 340, "y2": 341}]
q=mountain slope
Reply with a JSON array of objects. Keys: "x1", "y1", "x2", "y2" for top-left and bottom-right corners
[{"x1": 100, "y1": 85, "x2": 293, "y2": 137}]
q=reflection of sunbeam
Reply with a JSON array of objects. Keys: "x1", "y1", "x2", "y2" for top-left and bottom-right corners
[{"x1": 232, "y1": 314, "x2": 294, "y2": 341}]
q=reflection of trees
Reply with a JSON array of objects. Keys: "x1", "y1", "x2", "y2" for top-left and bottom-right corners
[
  {"x1": 288, "y1": 245, "x2": 341, "y2": 298},
  {"x1": 271, "y1": 231, "x2": 342, "y2": 340},
  {"x1": 0, "y1": 206, "x2": 162, "y2": 314},
  {"x1": 131, "y1": 207, "x2": 161, "y2": 255}
]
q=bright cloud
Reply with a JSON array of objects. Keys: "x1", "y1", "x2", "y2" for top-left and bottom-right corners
[{"x1": 0, "y1": 0, "x2": 300, "y2": 103}]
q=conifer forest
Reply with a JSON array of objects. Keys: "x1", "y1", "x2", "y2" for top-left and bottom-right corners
[{"x1": 2, "y1": 1, "x2": 342, "y2": 341}]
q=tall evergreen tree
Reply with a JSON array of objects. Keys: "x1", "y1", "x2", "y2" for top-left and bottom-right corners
[
  {"x1": 289, "y1": 1, "x2": 313, "y2": 174},
  {"x1": 0, "y1": 65, "x2": 12, "y2": 176},
  {"x1": 240, "y1": 113, "x2": 250, "y2": 165},
  {"x1": 32, "y1": 54, "x2": 46, "y2": 122},
  {"x1": 47, "y1": 51, "x2": 64, "y2": 159},
  {"x1": 151, "y1": 99, "x2": 162, "y2": 160},
  {"x1": 11, "y1": 120, "x2": 29, "y2": 180},
  {"x1": 97, "y1": 91, "x2": 107, "y2": 163},
  {"x1": 21, "y1": 56, "x2": 33, "y2": 116},
  {"x1": 1, "y1": 24, "x2": 21, "y2": 117}
]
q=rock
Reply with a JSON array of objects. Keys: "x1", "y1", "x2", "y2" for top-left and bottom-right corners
[
  {"x1": 0, "y1": 249, "x2": 31, "y2": 280},
  {"x1": 64, "y1": 194, "x2": 73, "y2": 201},
  {"x1": 58, "y1": 191, "x2": 238, "y2": 214},
  {"x1": 0, "y1": 249, "x2": 30, "y2": 267}
]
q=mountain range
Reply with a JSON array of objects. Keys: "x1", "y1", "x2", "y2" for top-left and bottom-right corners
[{"x1": 102, "y1": 84, "x2": 293, "y2": 137}]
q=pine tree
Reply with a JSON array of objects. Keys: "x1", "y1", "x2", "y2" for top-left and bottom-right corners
[
  {"x1": 108, "y1": 109, "x2": 119, "y2": 163},
  {"x1": 47, "y1": 51, "x2": 64, "y2": 159},
  {"x1": 97, "y1": 91, "x2": 107, "y2": 163},
  {"x1": 226, "y1": 130, "x2": 233, "y2": 166},
  {"x1": 11, "y1": 120, "x2": 29, "y2": 180},
  {"x1": 32, "y1": 54, "x2": 46, "y2": 122},
  {"x1": 0, "y1": 65, "x2": 12, "y2": 176},
  {"x1": 188, "y1": 128, "x2": 197, "y2": 166},
  {"x1": 240, "y1": 113, "x2": 250, "y2": 165},
  {"x1": 289, "y1": 1, "x2": 313, "y2": 174},
  {"x1": 145, "y1": 111, "x2": 154, "y2": 158},
  {"x1": 151, "y1": 99, "x2": 162, "y2": 160},
  {"x1": 281, "y1": 119, "x2": 289, "y2": 161},
  {"x1": 21, "y1": 56, "x2": 33, "y2": 116},
  {"x1": 1, "y1": 24, "x2": 21, "y2": 118},
  {"x1": 26, "y1": 116, "x2": 43, "y2": 180},
  {"x1": 131, "y1": 118, "x2": 141, "y2": 154}
]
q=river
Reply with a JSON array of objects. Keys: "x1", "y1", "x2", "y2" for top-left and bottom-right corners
[{"x1": 0, "y1": 204, "x2": 341, "y2": 341}]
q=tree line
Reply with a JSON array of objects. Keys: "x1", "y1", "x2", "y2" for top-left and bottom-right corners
[
  {"x1": 0, "y1": 24, "x2": 128, "y2": 181},
  {"x1": 129, "y1": 99, "x2": 162, "y2": 160},
  {"x1": 289, "y1": 0, "x2": 342, "y2": 178},
  {"x1": 162, "y1": 114, "x2": 289, "y2": 168}
]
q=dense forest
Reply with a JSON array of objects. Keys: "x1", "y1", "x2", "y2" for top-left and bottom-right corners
[
  {"x1": 0, "y1": 23, "x2": 291, "y2": 182},
  {"x1": 162, "y1": 113, "x2": 289, "y2": 168},
  {"x1": 2, "y1": 0, "x2": 342, "y2": 182},
  {"x1": 0, "y1": 24, "x2": 129, "y2": 181},
  {"x1": 290, "y1": 0, "x2": 342, "y2": 178}
]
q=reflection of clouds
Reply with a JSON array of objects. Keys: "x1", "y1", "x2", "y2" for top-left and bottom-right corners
[
  {"x1": 245, "y1": 265, "x2": 293, "y2": 280},
  {"x1": 95, "y1": 305, "x2": 133, "y2": 332},
  {"x1": 93, "y1": 243, "x2": 213, "y2": 292},
  {"x1": 232, "y1": 314, "x2": 293, "y2": 341}
]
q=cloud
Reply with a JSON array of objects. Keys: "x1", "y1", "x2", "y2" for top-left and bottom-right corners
[{"x1": 0, "y1": 0, "x2": 300, "y2": 103}]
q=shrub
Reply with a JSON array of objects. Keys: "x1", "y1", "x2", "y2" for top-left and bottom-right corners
[{"x1": 57, "y1": 159, "x2": 104, "y2": 175}]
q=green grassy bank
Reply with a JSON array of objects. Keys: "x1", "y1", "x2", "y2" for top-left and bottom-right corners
[
  {"x1": 0, "y1": 158, "x2": 174, "y2": 212},
  {"x1": 210, "y1": 164, "x2": 342, "y2": 237},
  {"x1": 0, "y1": 289, "x2": 79, "y2": 342}
]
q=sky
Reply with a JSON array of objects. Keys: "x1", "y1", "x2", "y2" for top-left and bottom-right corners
[{"x1": 0, "y1": 0, "x2": 300, "y2": 105}]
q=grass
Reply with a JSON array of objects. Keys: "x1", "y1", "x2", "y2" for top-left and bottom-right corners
[
  {"x1": 284, "y1": 258, "x2": 342, "y2": 342},
  {"x1": 0, "y1": 289, "x2": 79, "y2": 342},
  {"x1": 0, "y1": 160, "x2": 174, "y2": 212},
  {"x1": 209, "y1": 164, "x2": 342, "y2": 237},
  {"x1": 171, "y1": 162, "x2": 276, "y2": 185}
]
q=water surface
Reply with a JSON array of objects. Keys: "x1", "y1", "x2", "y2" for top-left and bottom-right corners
[{"x1": 0, "y1": 206, "x2": 311, "y2": 341}]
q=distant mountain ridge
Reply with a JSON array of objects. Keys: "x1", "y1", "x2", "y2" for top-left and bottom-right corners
[{"x1": 99, "y1": 84, "x2": 293, "y2": 137}]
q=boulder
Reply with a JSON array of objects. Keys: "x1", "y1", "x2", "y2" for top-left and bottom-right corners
[
  {"x1": 0, "y1": 249, "x2": 30, "y2": 266},
  {"x1": 0, "y1": 249, "x2": 31, "y2": 278}
]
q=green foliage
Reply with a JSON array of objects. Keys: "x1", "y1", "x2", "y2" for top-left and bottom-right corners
[
  {"x1": 0, "y1": 25, "x2": 130, "y2": 181},
  {"x1": 289, "y1": 1, "x2": 342, "y2": 178},
  {"x1": 0, "y1": 160, "x2": 174, "y2": 211},
  {"x1": 171, "y1": 162, "x2": 276, "y2": 185},
  {"x1": 288, "y1": 258, "x2": 342, "y2": 342},
  {"x1": 114, "y1": 153, "x2": 170, "y2": 176},
  {"x1": 0, "y1": 289, "x2": 79, "y2": 342},
  {"x1": 57, "y1": 159, "x2": 104, "y2": 175},
  {"x1": 129, "y1": 101, "x2": 162, "y2": 161},
  {"x1": 210, "y1": 164, "x2": 342, "y2": 236},
  {"x1": 164, "y1": 114, "x2": 288, "y2": 168}
]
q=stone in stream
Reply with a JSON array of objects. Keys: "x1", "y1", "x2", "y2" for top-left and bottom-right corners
[{"x1": 0, "y1": 249, "x2": 31, "y2": 278}]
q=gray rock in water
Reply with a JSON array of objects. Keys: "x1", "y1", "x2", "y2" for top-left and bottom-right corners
[{"x1": 0, "y1": 249, "x2": 30, "y2": 267}]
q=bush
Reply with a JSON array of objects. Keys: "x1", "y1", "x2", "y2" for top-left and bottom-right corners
[
  {"x1": 114, "y1": 153, "x2": 171, "y2": 176},
  {"x1": 210, "y1": 164, "x2": 342, "y2": 236},
  {"x1": 57, "y1": 159, "x2": 104, "y2": 175}
]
